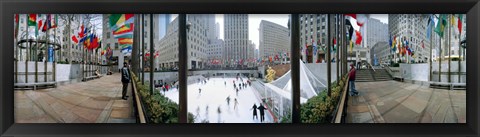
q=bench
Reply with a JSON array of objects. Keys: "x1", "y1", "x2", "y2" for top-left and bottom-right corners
[
  {"x1": 15, "y1": 82, "x2": 57, "y2": 90},
  {"x1": 82, "y1": 76, "x2": 100, "y2": 81},
  {"x1": 430, "y1": 82, "x2": 465, "y2": 90},
  {"x1": 450, "y1": 83, "x2": 466, "y2": 90},
  {"x1": 393, "y1": 76, "x2": 404, "y2": 82}
]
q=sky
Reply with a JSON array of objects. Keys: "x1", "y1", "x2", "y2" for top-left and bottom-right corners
[{"x1": 171, "y1": 14, "x2": 388, "y2": 49}]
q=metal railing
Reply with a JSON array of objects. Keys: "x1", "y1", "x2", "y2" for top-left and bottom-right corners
[
  {"x1": 332, "y1": 75, "x2": 349, "y2": 123},
  {"x1": 131, "y1": 71, "x2": 147, "y2": 123}
]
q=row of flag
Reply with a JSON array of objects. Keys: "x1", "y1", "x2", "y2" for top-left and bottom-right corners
[
  {"x1": 109, "y1": 14, "x2": 135, "y2": 55},
  {"x1": 14, "y1": 14, "x2": 59, "y2": 38}
]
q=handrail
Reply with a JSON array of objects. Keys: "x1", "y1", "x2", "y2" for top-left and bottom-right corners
[
  {"x1": 334, "y1": 75, "x2": 349, "y2": 123},
  {"x1": 368, "y1": 62, "x2": 376, "y2": 72},
  {"x1": 131, "y1": 71, "x2": 147, "y2": 123}
]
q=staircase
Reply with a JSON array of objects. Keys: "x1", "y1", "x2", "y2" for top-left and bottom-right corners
[
  {"x1": 356, "y1": 69, "x2": 375, "y2": 82},
  {"x1": 355, "y1": 68, "x2": 392, "y2": 82},
  {"x1": 372, "y1": 69, "x2": 392, "y2": 81}
]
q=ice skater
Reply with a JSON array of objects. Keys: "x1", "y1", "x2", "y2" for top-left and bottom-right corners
[
  {"x1": 251, "y1": 103, "x2": 258, "y2": 120},
  {"x1": 234, "y1": 98, "x2": 239, "y2": 110},
  {"x1": 257, "y1": 103, "x2": 267, "y2": 123},
  {"x1": 225, "y1": 96, "x2": 231, "y2": 108},
  {"x1": 224, "y1": 81, "x2": 226, "y2": 86},
  {"x1": 199, "y1": 88, "x2": 202, "y2": 94},
  {"x1": 236, "y1": 88, "x2": 239, "y2": 96}
]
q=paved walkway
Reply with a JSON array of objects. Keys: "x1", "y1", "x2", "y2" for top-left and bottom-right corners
[
  {"x1": 347, "y1": 81, "x2": 466, "y2": 123},
  {"x1": 15, "y1": 73, "x2": 136, "y2": 123}
]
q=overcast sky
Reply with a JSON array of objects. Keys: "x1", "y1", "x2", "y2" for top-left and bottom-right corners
[{"x1": 171, "y1": 14, "x2": 388, "y2": 49}]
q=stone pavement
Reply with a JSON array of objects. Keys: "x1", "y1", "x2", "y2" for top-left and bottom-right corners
[
  {"x1": 15, "y1": 73, "x2": 136, "y2": 123},
  {"x1": 347, "y1": 81, "x2": 466, "y2": 123}
]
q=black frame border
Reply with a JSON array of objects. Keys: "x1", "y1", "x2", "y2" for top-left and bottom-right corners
[{"x1": 1, "y1": 0, "x2": 479, "y2": 137}]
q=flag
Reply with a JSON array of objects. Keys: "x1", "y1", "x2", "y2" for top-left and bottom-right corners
[
  {"x1": 48, "y1": 14, "x2": 58, "y2": 29},
  {"x1": 118, "y1": 38, "x2": 133, "y2": 45},
  {"x1": 356, "y1": 14, "x2": 369, "y2": 27},
  {"x1": 109, "y1": 14, "x2": 134, "y2": 31},
  {"x1": 113, "y1": 23, "x2": 134, "y2": 35},
  {"x1": 458, "y1": 14, "x2": 463, "y2": 35},
  {"x1": 14, "y1": 14, "x2": 20, "y2": 39},
  {"x1": 72, "y1": 35, "x2": 79, "y2": 43},
  {"x1": 345, "y1": 19, "x2": 354, "y2": 40},
  {"x1": 114, "y1": 32, "x2": 133, "y2": 39},
  {"x1": 344, "y1": 14, "x2": 356, "y2": 19},
  {"x1": 38, "y1": 20, "x2": 43, "y2": 31},
  {"x1": 28, "y1": 14, "x2": 37, "y2": 26},
  {"x1": 392, "y1": 36, "x2": 397, "y2": 52},
  {"x1": 426, "y1": 15, "x2": 434, "y2": 40},
  {"x1": 352, "y1": 30, "x2": 362, "y2": 45},
  {"x1": 78, "y1": 24, "x2": 85, "y2": 38},
  {"x1": 434, "y1": 14, "x2": 448, "y2": 38}
]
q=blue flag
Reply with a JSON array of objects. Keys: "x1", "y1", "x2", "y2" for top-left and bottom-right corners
[{"x1": 426, "y1": 15, "x2": 434, "y2": 40}]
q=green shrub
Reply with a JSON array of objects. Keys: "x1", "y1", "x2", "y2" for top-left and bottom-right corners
[
  {"x1": 300, "y1": 74, "x2": 348, "y2": 123},
  {"x1": 131, "y1": 72, "x2": 194, "y2": 123}
]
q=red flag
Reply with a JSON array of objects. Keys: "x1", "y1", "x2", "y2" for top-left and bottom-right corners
[
  {"x1": 458, "y1": 16, "x2": 462, "y2": 35},
  {"x1": 38, "y1": 20, "x2": 43, "y2": 31},
  {"x1": 333, "y1": 38, "x2": 337, "y2": 45},
  {"x1": 15, "y1": 14, "x2": 19, "y2": 23},
  {"x1": 354, "y1": 30, "x2": 362, "y2": 45},
  {"x1": 344, "y1": 14, "x2": 357, "y2": 19},
  {"x1": 78, "y1": 24, "x2": 85, "y2": 38},
  {"x1": 42, "y1": 20, "x2": 48, "y2": 32},
  {"x1": 72, "y1": 35, "x2": 79, "y2": 43}
]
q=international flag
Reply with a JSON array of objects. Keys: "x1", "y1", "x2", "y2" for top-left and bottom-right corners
[
  {"x1": 344, "y1": 14, "x2": 368, "y2": 27},
  {"x1": 109, "y1": 14, "x2": 134, "y2": 31},
  {"x1": 421, "y1": 40, "x2": 425, "y2": 49},
  {"x1": 48, "y1": 14, "x2": 58, "y2": 29},
  {"x1": 457, "y1": 14, "x2": 463, "y2": 35},
  {"x1": 118, "y1": 38, "x2": 133, "y2": 45},
  {"x1": 28, "y1": 14, "x2": 37, "y2": 26},
  {"x1": 38, "y1": 20, "x2": 43, "y2": 31},
  {"x1": 114, "y1": 32, "x2": 133, "y2": 39},
  {"x1": 113, "y1": 23, "x2": 134, "y2": 35},
  {"x1": 392, "y1": 36, "x2": 397, "y2": 52},
  {"x1": 345, "y1": 18, "x2": 354, "y2": 40},
  {"x1": 426, "y1": 15, "x2": 434, "y2": 40},
  {"x1": 434, "y1": 14, "x2": 448, "y2": 38},
  {"x1": 72, "y1": 35, "x2": 79, "y2": 43},
  {"x1": 352, "y1": 30, "x2": 362, "y2": 45},
  {"x1": 15, "y1": 14, "x2": 20, "y2": 39}
]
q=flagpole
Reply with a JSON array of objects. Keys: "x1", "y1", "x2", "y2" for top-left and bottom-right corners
[
  {"x1": 335, "y1": 14, "x2": 339, "y2": 82},
  {"x1": 149, "y1": 14, "x2": 154, "y2": 95},
  {"x1": 35, "y1": 15, "x2": 39, "y2": 83},
  {"x1": 141, "y1": 14, "x2": 145, "y2": 85},
  {"x1": 448, "y1": 14, "x2": 451, "y2": 83},
  {"x1": 45, "y1": 15, "x2": 49, "y2": 83},
  {"x1": 327, "y1": 14, "x2": 332, "y2": 96},
  {"x1": 15, "y1": 14, "x2": 19, "y2": 83},
  {"x1": 25, "y1": 14, "x2": 29, "y2": 83},
  {"x1": 439, "y1": 24, "x2": 442, "y2": 82},
  {"x1": 429, "y1": 15, "x2": 433, "y2": 82},
  {"x1": 53, "y1": 14, "x2": 57, "y2": 82},
  {"x1": 458, "y1": 15, "x2": 462, "y2": 83}
]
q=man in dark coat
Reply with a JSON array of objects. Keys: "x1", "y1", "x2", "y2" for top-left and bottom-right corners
[
  {"x1": 121, "y1": 62, "x2": 130, "y2": 100},
  {"x1": 257, "y1": 103, "x2": 267, "y2": 122},
  {"x1": 251, "y1": 103, "x2": 258, "y2": 120}
]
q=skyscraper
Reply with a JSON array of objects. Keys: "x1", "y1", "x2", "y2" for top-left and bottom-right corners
[{"x1": 223, "y1": 14, "x2": 249, "y2": 67}]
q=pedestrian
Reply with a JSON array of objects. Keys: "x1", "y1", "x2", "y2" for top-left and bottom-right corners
[
  {"x1": 238, "y1": 83, "x2": 241, "y2": 89},
  {"x1": 257, "y1": 103, "x2": 267, "y2": 122},
  {"x1": 225, "y1": 96, "x2": 231, "y2": 107},
  {"x1": 121, "y1": 62, "x2": 130, "y2": 100},
  {"x1": 224, "y1": 81, "x2": 226, "y2": 86},
  {"x1": 234, "y1": 98, "x2": 239, "y2": 110},
  {"x1": 165, "y1": 82, "x2": 169, "y2": 91},
  {"x1": 251, "y1": 103, "x2": 258, "y2": 120},
  {"x1": 199, "y1": 88, "x2": 202, "y2": 94},
  {"x1": 349, "y1": 64, "x2": 359, "y2": 96},
  {"x1": 236, "y1": 88, "x2": 239, "y2": 96}
]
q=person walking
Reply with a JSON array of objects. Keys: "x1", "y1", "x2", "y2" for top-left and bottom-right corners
[
  {"x1": 349, "y1": 64, "x2": 359, "y2": 96},
  {"x1": 233, "y1": 98, "x2": 239, "y2": 110},
  {"x1": 251, "y1": 103, "x2": 258, "y2": 120},
  {"x1": 257, "y1": 103, "x2": 267, "y2": 123},
  {"x1": 121, "y1": 62, "x2": 130, "y2": 100}
]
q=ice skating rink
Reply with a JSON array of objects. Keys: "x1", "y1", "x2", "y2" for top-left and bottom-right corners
[{"x1": 163, "y1": 77, "x2": 274, "y2": 123}]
